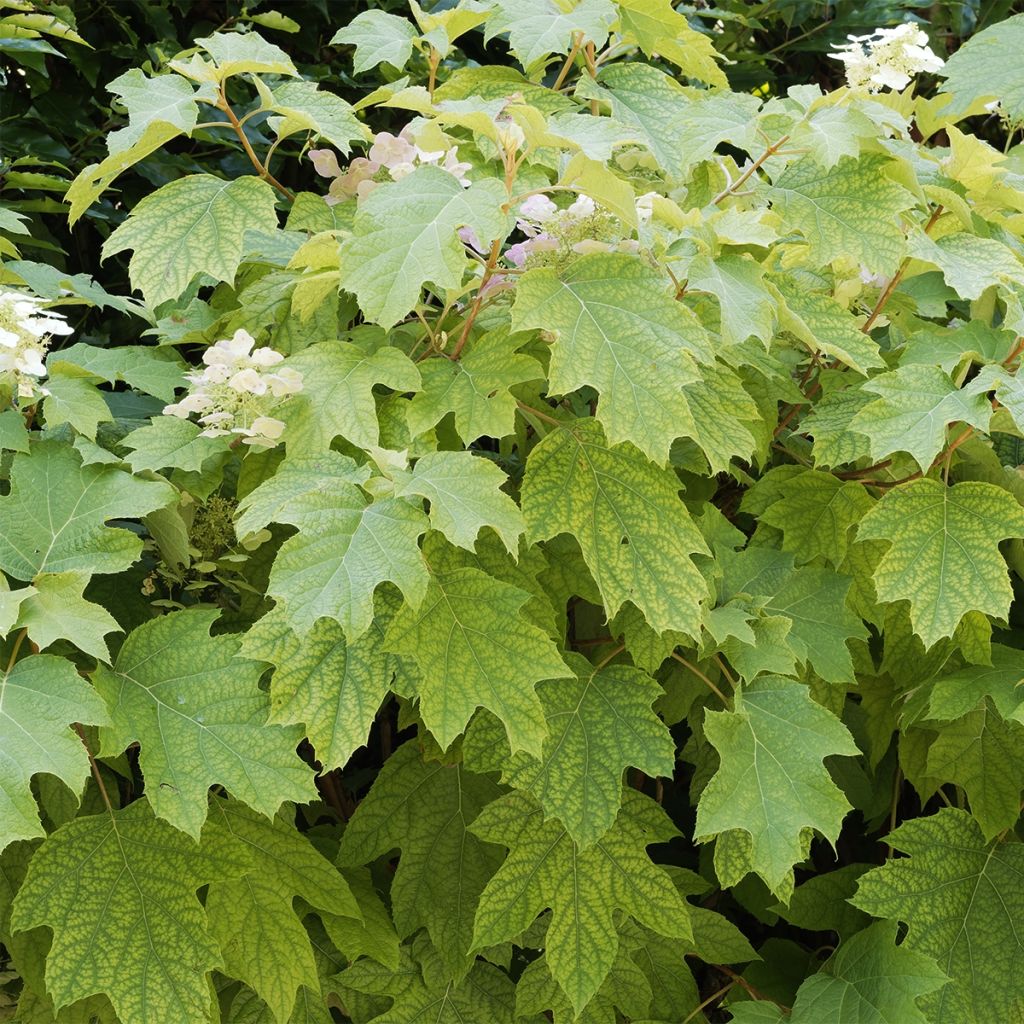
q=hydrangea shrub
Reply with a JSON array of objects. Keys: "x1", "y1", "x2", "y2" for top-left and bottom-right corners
[{"x1": 2, "y1": 3, "x2": 1024, "y2": 1023}]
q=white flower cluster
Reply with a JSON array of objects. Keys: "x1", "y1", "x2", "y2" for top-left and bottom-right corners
[
  {"x1": 831, "y1": 23, "x2": 943, "y2": 93},
  {"x1": 163, "y1": 330, "x2": 302, "y2": 448},
  {"x1": 507, "y1": 193, "x2": 640, "y2": 268},
  {"x1": 0, "y1": 288, "x2": 72, "y2": 400},
  {"x1": 310, "y1": 124, "x2": 471, "y2": 204}
]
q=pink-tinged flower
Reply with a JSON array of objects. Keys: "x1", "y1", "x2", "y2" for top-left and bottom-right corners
[
  {"x1": 459, "y1": 226, "x2": 485, "y2": 254},
  {"x1": 568, "y1": 194, "x2": 597, "y2": 218},
  {"x1": 519, "y1": 194, "x2": 558, "y2": 224},
  {"x1": 309, "y1": 149, "x2": 343, "y2": 178},
  {"x1": 369, "y1": 131, "x2": 417, "y2": 168}
]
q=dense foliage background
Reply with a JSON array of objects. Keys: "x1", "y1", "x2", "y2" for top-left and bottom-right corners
[{"x1": 2, "y1": 1, "x2": 1024, "y2": 1022}]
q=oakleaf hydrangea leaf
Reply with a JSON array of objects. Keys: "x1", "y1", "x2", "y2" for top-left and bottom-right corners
[
  {"x1": 338, "y1": 167, "x2": 508, "y2": 329},
  {"x1": 925, "y1": 698, "x2": 1024, "y2": 840},
  {"x1": 102, "y1": 174, "x2": 280, "y2": 306},
  {"x1": 0, "y1": 441, "x2": 175, "y2": 582},
  {"x1": 939, "y1": 13, "x2": 1024, "y2": 121},
  {"x1": 236, "y1": 454, "x2": 429, "y2": 639},
  {"x1": 484, "y1": 0, "x2": 615, "y2": 67},
  {"x1": 850, "y1": 365, "x2": 993, "y2": 471},
  {"x1": 471, "y1": 789, "x2": 693, "y2": 1016},
  {"x1": 512, "y1": 252, "x2": 711, "y2": 465},
  {"x1": 206, "y1": 799, "x2": 360, "y2": 1024},
  {"x1": 10, "y1": 799, "x2": 249, "y2": 1024},
  {"x1": 121, "y1": 417, "x2": 225, "y2": 473},
  {"x1": 0, "y1": 654, "x2": 109, "y2": 852},
  {"x1": 240, "y1": 602, "x2": 394, "y2": 772},
  {"x1": 17, "y1": 570, "x2": 121, "y2": 661},
  {"x1": 93, "y1": 609, "x2": 314, "y2": 837},
  {"x1": 278, "y1": 342, "x2": 421, "y2": 455},
  {"x1": 384, "y1": 566, "x2": 570, "y2": 754},
  {"x1": 522, "y1": 420, "x2": 710, "y2": 637},
  {"x1": 857, "y1": 480, "x2": 1024, "y2": 647},
  {"x1": 338, "y1": 742, "x2": 504, "y2": 980},
  {"x1": 268, "y1": 81, "x2": 368, "y2": 154},
  {"x1": 464, "y1": 652, "x2": 675, "y2": 846},
  {"x1": 852, "y1": 808, "x2": 1024, "y2": 1023},
  {"x1": 907, "y1": 230, "x2": 1024, "y2": 300},
  {"x1": 754, "y1": 470, "x2": 874, "y2": 567},
  {"x1": 54, "y1": 343, "x2": 184, "y2": 403},
  {"x1": 406, "y1": 327, "x2": 543, "y2": 442},
  {"x1": 105, "y1": 68, "x2": 199, "y2": 153},
  {"x1": 769, "y1": 155, "x2": 914, "y2": 276},
  {"x1": 196, "y1": 30, "x2": 298, "y2": 80},
  {"x1": 784, "y1": 921, "x2": 948, "y2": 1024},
  {"x1": 695, "y1": 676, "x2": 859, "y2": 897},
  {"x1": 331, "y1": 10, "x2": 418, "y2": 74},
  {"x1": 396, "y1": 451, "x2": 524, "y2": 555},
  {"x1": 688, "y1": 253, "x2": 775, "y2": 349},
  {"x1": 339, "y1": 943, "x2": 516, "y2": 1024}
]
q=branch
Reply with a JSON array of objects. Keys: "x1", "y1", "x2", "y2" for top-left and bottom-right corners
[
  {"x1": 713, "y1": 135, "x2": 790, "y2": 205},
  {"x1": 217, "y1": 88, "x2": 295, "y2": 202}
]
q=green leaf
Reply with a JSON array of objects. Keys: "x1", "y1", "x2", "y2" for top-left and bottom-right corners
[
  {"x1": 268, "y1": 81, "x2": 368, "y2": 154},
  {"x1": 10, "y1": 800, "x2": 248, "y2": 1024},
  {"x1": 338, "y1": 742, "x2": 504, "y2": 979},
  {"x1": 856, "y1": 480, "x2": 1024, "y2": 647},
  {"x1": 396, "y1": 451, "x2": 524, "y2": 555},
  {"x1": 483, "y1": 0, "x2": 615, "y2": 67},
  {"x1": 239, "y1": 603, "x2": 393, "y2": 772},
  {"x1": 66, "y1": 121, "x2": 183, "y2": 225},
  {"x1": 754, "y1": 470, "x2": 874, "y2": 567},
  {"x1": 0, "y1": 654, "x2": 108, "y2": 851},
  {"x1": 907, "y1": 230, "x2": 1024, "y2": 300},
  {"x1": 331, "y1": 10, "x2": 418, "y2": 73},
  {"x1": 852, "y1": 808, "x2": 1024, "y2": 1024},
  {"x1": 337, "y1": 167, "x2": 508, "y2": 329},
  {"x1": 93, "y1": 609, "x2": 314, "y2": 837},
  {"x1": 54, "y1": 343, "x2": 184, "y2": 403},
  {"x1": 471, "y1": 789, "x2": 692, "y2": 1016},
  {"x1": 41, "y1": 366, "x2": 113, "y2": 440},
  {"x1": 206, "y1": 800, "x2": 359, "y2": 1024},
  {"x1": 850, "y1": 365, "x2": 993, "y2": 471},
  {"x1": 940, "y1": 13, "x2": 1024, "y2": 121},
  {"x1": 17, "y1": 570, "x2": 121, "y2": 661},
  {"x1": 688, "y1": 253, "x2": 774, "y2": 349},
  {"x1": 785, "y1": 921, "x2": 948, "y2": 1024},
  {"x1": 803, "y1": 387, "x2": 875, "y2": 467},
  {"x1": 196, "y1": 30, "x2": 298, "y2": 80},
  {"x1": 384, "y1": 566, "x2": 570, "y2": 754},
  {"x1": 512, "y1": 252, "x2": 710, "y2": 464},
  {"x1": 339, "y1": 943, "x2": 517, "y2": 1024},
  {"x1": 695, "y1": 676, "x2": 859, "y2": 897},
  {"x1": 522, "y1": 420, "x2": 710, "y2": 637},
  {"x1": 120, "y1": 417, "x2": 225, "y2": 473},
  {"x1": 278, "y1": 342, "x2": 420, "y2": 455},
  {"x1": 613, "y1": 0, "x2": 725, "y2": 86},
  {"x1": 769, "y1": 155, "x2": 914, "y2": 276},
  {"x1": 102, "y1": 174, "x2": 280, "y2": 307},
  {"x1": 775, "y1": 282, "x2": 885, "y2": 374},
  {"x1": 0, "y1": 441, "x2": 175, "y2": 581},
  {"x1": 925, "y1": 699, "x2": 1024, "y2": 840},
  {"x1": 465, "y1": 652, "x2": 675, "y2": 846},
  {"x1": 406, "y1": 327, "x2": 542, "y2": 442},
  {"x1": 106, "y1": 68, "x2": 199, "y2": 153},
  {"x1": 236, "y1": 454, "x2": 429, "y2": 638},
  {"x1": 0, "y1": 407, "x2": 29, "y2": 453}
]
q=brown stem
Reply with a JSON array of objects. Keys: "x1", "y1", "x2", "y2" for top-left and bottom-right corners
[
  {"x1": 515, "y1": 400, "x2": 564, "y2": 428},
  {"x1": 671, "y1": 652, "x2": 730, "y2": 705},
  {"x1": 591, "y1": 643, "x2": 625, "y2": 673},
  {"x1": 584, "y1": 42, "x2": 599, "y2": 114},
  {"x1": 450, "y1": 239, "x2": 502, "y2": 360},
  {"x1": 552, "y1": 33, "x2": 583, "y2": 91},
  {"x1": 5, "y1": 627, "x2": 27, "y2": 673},
  {"x1": 75, "y1": 723, "x2": 114, "y2": 814},
  {"x1": 1003, "y1": 335, "x2": 1024, "y2": 366},
  {"x1": 713, "y1": 135, "x2": 790, "y2": 205},
  {"x1": 835, "y1": 459, "x2": 892, "y2": 479},
  {"x1": 218, "y1": 88, "x2": 295, "y2": 202},
  {"x1": 682, "y1": 982, "x2": 736, "y2": 1024},
  {"x1": 862, "y1": 206, "x2": 944, "y2": 333},
  {"x1": 717, "y1": 964, "x2": 791, "y2": 1012}
]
